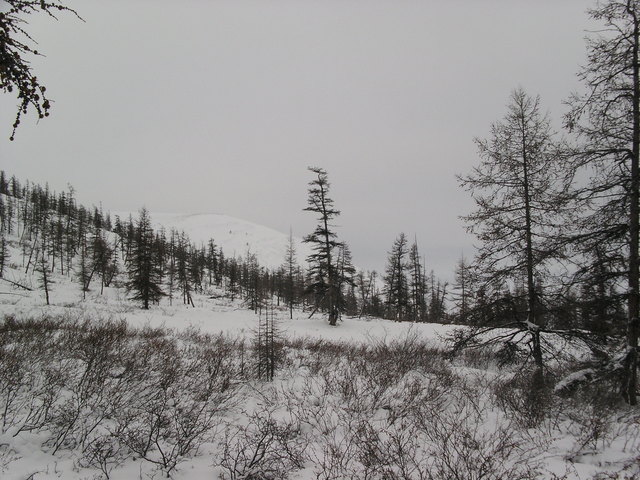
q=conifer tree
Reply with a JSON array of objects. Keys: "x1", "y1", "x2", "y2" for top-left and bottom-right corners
[
  {"x1": 459, "y1": 88, "x2": 565, "y2": 382},
  {"x1": 282, "y1": 229, "x2": 298, "y2": 319},
  {"x1": 452, "y1": 254, "x2": 474, "y2": 325},
  {"x1": 335, "y1": 243, "x2": 356, "y2": 316},
  {"x1": 176, "y1": 232, "x2": 195, "y2": 307},
  {"x1": 38, "y1": 237, "x2": 51, "y2": 305},
  {"x1": 91, "y1": 231, "x2": 113, "y2": 294},
  {"x1": 303, "y1": 167, "x2": 343, "y2": 326},
  {"x1": 77, "y1": 234, "x2": 91, "y2": 299},
  {"x1": 384, "y1": 233, "x2": 409, "y2": 320},
  {"x1": 427, "y1": 271, "x2": 448, "y2": 324},
  {"x1": 1, "y1": 1, "x2": 79, "y2": 139},
  {"x1": 166, "y1": 229, "x2": 178, "y2": 306},
  {"x1": 355, "y1": 270, "x2": 376, "y2": 318},
  {"x1": 0, "y1": 195, "x2": 5, "y2": 232},
  {"x1": 563, "y1": 0, "x2": 640, "y2": 404},
  {"x1": 126, "y1": 208, "x2": 165, "y2": 309},
  {"x1": 0, "y1": 234, "x2": 9, "y2": 278},
  {"x1": 408, "y1": 239, "x2": 427, "y2": 322},
  {"x1": 206, "y1": 238, "x2": 218, "y2": 287}
]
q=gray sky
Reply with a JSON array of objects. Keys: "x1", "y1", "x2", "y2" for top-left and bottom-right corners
[{"x1": 0, "y1": 0, "x2": 593, "y2": 280}]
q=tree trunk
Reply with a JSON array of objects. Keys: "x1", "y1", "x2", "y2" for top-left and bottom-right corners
[
  {"x1": 624, "y1": 4, "x2": 640, "y2": 406},
  {"x1": 519, "y1": 98, "x2": 544, "y2": 380}
]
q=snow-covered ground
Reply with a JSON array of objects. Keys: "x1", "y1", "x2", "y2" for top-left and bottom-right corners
[
  {"x1": 0, "y1": 266, "x2": 453, "y2": 347},
  {"x1": 1, "y1": 227, "x2": 639, "y2": 480}
]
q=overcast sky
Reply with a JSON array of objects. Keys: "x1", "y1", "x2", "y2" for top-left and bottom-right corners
[{"x1": 0, "y1": 0, "x2": 593, "y2": 280}]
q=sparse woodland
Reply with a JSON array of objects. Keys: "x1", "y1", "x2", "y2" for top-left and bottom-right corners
[{"x1": 2, "y1": 0, "x2": 640, "y2": 479}]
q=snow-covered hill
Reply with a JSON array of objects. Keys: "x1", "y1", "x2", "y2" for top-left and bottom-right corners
[{"x1": 117, "y1": 212, "x2": 312, "y2": 270}]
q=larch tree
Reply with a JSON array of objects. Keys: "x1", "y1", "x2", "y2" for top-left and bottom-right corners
[
  {"x1": 282, "y1": 228, "x2": 298, "y2": 320},
  {"x1": 37, "y1": 229, "x2": 50, "y2": 305},
  {"x1": 335, "y1": 242, "x2": 356, "y2": 316},
  {"x1": 427, "y1": 271, "x2": 448, "y2": 324},
  {"x1": 0, "y1": 234, "x2": 8, "y2": 277},
  {"x1": 384, "y1": 233, "x2": 410, "y2": 321},
  {"x1": 458, "y1": 88, "x2": 566, "y2": 383},
  {"x1": 126, "y1": 208, "x2": 165, "y2": 309},
  {"x1": 303, "y1": 167, "x2": 342, "y2": 326},
  {"x1": 1, "y1": 1, "x2": 80, "y2": 139},
  {"x1": 408, "y1": 238, "x2": 427, "y2": 322},
  {"x1": 206, "y1": 238, "x2": 218, "y2": 287},
  {"x1": 563, "y1": 0, "x2": 640, "y2": 404},
  {"x1": 166, "y1": 229, "x2": 178, "y2": 306},
  {"x1": 452, "y1": 254, "x2": 474, "y2": 325},
  {"x1": 176, "y1": 231, "x2": 195, "y2": 307}
]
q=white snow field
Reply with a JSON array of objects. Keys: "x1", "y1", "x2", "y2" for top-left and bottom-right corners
[
  {"x1": 114, "y1": 212, "x2": 313, "y2": 269},
  {"x1": 0, "y1": 215, "x2": 639, "y2": 480}
]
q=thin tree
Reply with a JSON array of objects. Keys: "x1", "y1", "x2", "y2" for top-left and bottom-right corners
[
  {"x1": 283, "y1": 228, "x2": 298, "y2": 319},
  {"x1": 427, "y1": 271, "x2": 448, "y2": 324},
  {"x1": 303, "y1": 167, "x2": 342, "y2": 326},
  {"x1": 255, "y1": 303, "x2": 281, "y2": 381},
  {"x1": 0, "y1": 234, "x2": 9, "y2": 277},
  {"x1": 335, "y1": 242, "x2": 356, "y2": 315},
  {"x1": 408, "y1": 238, "x2": 427, "y2": 322},
  {"x1": 383, "y1": 233, "x2": 410, "y2": 321},
  {"x1": 206, "y1": 238, "x2": 218, "y2": 287},
  {"x1": 458, "y1": 88, "x2": 565, "y2": 383},
  {"x1": 38, "y1": 236, "x2": 51, "y2": 305},
  {"x1": 77, "y1": 233, "x2": 90, "y2": 299},
  {"x1": 355, "y1": 270, "x2": 376, "y2": 318},
  {"x1": 166, "y1": 229, "x2": 178, "y2": 306},
  {"x1": 452, "y1": 254, "x2": 473, "y2": 325}
]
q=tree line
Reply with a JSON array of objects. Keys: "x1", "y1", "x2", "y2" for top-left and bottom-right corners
[{"x1": 0, "y1": 169, "x2": 451, "y2": 325}]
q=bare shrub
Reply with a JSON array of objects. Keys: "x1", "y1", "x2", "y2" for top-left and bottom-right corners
[
  {"x1": 78, "y1": 433, "x2": 126, "y2": 480},
  {"x1": 493, "y1": 370, "x2": 555, "y2": 428},
  {"x1": 2, "y1": 315, "x2": 243, "y2": 476},
  {"x1": 410, "y1": 387, "x2": 541, "y2": 480},
  {"x1": 0, "y1": 315, "x2": 68, "y2": 435},
  {"x1": 115, "y1": 330, "x2": 239, "y2": 475},
  {"x1": 562, "y1": 381, "x2": 630, "y2": 461},
  {"x1": 425, "y1": 411, "x2": 538, "y2": 479},
  {"x1": 350, "y1": 416, "x2": 430, "y2": 480},
  {"x1": 217, "y1": 407, "x2": 306, "y2": 480},
  {"x1": 46, "y1": 318, "x2": 132, "y2": 453}
]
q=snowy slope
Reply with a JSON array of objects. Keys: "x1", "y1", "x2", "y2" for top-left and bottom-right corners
[{"x1": 116, "y1": 212, "x2": 312, "y2": 270}]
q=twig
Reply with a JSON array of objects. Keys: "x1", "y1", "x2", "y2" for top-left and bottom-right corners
[{"x1": 0, "y1": 277, "x2": 33, "y2": 291}]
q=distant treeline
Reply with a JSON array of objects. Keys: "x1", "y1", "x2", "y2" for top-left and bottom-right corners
[{"x1": 0, "y1": 170, "x2": 626, "y2": 336}]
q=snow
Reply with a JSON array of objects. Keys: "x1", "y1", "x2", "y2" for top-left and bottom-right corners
[
  {"x1": 115, "y1": 211, "x2": 313, "y2": 269},
  {"x1": 554, "y1": 368, "x2": 595, "y2": 394}
]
